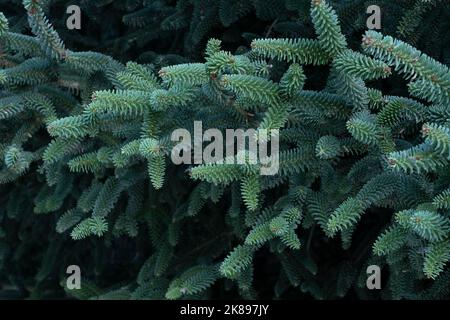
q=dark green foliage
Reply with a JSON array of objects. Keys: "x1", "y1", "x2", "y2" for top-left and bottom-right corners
[{"x1": 0, "y1": 0, "x2": 449, "y2": 301}]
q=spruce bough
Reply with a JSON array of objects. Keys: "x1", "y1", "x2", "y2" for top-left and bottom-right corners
[{"x1": 0, "y1": 0, "x2": 449, "y2": 300}]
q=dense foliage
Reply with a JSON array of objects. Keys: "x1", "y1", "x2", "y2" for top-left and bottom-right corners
[{"x1": 0, "y1": 0, "x2": 449, "y2": 300}]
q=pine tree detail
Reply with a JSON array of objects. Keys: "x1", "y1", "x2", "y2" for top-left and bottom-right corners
[{"x1": 0, "y1": 0, "x2": 449, "y2": 301}]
